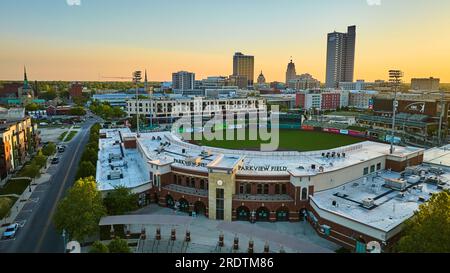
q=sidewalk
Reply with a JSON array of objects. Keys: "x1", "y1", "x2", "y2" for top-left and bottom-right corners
[{"x1": 1, "y1": 157, "x2": 53, "y2": 227}]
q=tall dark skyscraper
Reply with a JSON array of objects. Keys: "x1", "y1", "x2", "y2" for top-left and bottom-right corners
[{"x1": 326, "y1": 25, "x2": 356, "y2": 88}]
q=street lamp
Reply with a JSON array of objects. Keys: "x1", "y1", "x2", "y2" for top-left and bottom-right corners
[
  {"x1": 388, "y1": 70, "x2": 403, "y2": 154},
  {"x1": 62, "y1": 229, "x2": 67, "y2": 253},
  {"x1": 133, "y1": 71, "x2": 142, "y2": 138}
]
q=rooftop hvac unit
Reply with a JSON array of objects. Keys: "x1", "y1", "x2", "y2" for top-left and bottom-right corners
[
  {"x1": 108, "y1": 169, "x2": 123, "y2": 180},
  {"x1": 108, "y1": 153, "x2": 122, "y2": 162},
  {"x1": 362, "y1": 198, "x2": 375, "y2": 208},
  {"x1": 406, "y1": 175, "x2": 420, "y2": 184},
  {"x1": 385, "y1": 178, "x2": 408, "y2": 191}
]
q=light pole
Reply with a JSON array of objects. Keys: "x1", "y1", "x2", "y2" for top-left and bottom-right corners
[
  {"x1": 388, "y1": 70, "x2": 403, "y2": 154},
  {"x1": 133, "y1": 71, "x2": 142, "y2": 138},
  {"x1": 62, "y1": 229, "x2": 67, "y2": 253}
]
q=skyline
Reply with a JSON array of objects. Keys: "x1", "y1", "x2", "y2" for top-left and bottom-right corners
[{"x1": 1, "y1": 0, "x2": 450, "y2": 82}]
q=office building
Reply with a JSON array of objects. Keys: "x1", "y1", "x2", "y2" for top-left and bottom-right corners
[
  {"x1": 172, "y1": 71, "x2": 195, "y2": 90},
  {"x1": 233, "y1": 52, "x2": 254, "y2": 87},
  {"x1": 411, "y1": 77, "x2": 440, "y2": 92},
  {"x1": 326, "y1": 26, "x2": 356, "y2": 88},
  {"x1": 287, "y1": 74, "x2": 321, "y2": 90}
]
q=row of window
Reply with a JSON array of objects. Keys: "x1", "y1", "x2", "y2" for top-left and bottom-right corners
[{"x1": 363, "y1": 162, "x2": 382, "y2": 176}]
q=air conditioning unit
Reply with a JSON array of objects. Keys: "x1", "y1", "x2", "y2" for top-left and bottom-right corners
[
  {"x1": 407, "y1": 175, "x2": 421, "y2": 184},
  {"x1": 362, "y1": 198, "x2": 375, "y2": 208},
  {"x1": 108, "y1": 153, "x2": 122, "y2": 162},
  {"x1": 108, "y1": 169, "x2": 123, "y2": 180},
  {"x1": 385, "y1": 178, "x2": 407, "y2": 191}
]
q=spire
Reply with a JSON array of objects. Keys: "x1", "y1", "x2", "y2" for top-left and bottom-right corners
[
  {"x1": 145, "y1": 69, "x2": 148, "y2": 83},
  {"x1": 24, "y1": 66, "x2": 29, "y2": 89}
]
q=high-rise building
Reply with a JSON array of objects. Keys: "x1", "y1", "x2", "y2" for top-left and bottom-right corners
[
  {"x1": 172, "y1": 71, "x2": 195, "y2": 90},
  {"x1": 232, "y1": 52, "x2": 254, "y2": 87},
  {"x1": 286, "y1": 58, "x2": 297, "y2": 85},
  {"x1": 326, "y1": 25, "x2": 356, "y2": 88}
]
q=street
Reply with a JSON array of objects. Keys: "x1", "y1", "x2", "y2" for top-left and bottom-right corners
[{"x1": 0, "y1": 117, "x2": 101, "y2": 253}]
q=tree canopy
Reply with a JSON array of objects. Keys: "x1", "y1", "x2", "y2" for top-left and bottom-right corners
[
  {"x1": 395, "y1": 190, "x2": 450, "y2": 253},
  {"x1": 76, "y1": 161, "x2": 97, "y2": 180},
  {"x1": 89, "y1": 241, "x2": 109, "y2": 253},
  {"x1": 108, "y1": 237, "x2": 131, "y2": 253},
  {"x1": 53, "y1": 177, "x2": 107, "y2": 242},
  {"x1": 104, "y1": 186, "x2": 139, "y2": 215}
]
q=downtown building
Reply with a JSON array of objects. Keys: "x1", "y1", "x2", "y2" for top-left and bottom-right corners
[
  {"x1": 326, "y1": 26, "x2": 356, "y2": 88},
  {"x1": 232, "y1": 52, "x2": 255, "y2": 88},
  {"x1": 296, "y1": 90, "x2": 342, "y2": 111}
]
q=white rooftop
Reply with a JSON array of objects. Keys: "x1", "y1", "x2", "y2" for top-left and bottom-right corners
[
  {"x1": 135, "y1": 131, "x2": 423, "y2": 177},
  {"x1": 423, "y1": 144, "x2": 450, "y2": 168},
  {"x1": 96, "y1": 128, "x2": 150, "y2": 191},
  {"x1": 311, "y1": 167, "x2": 450, "y2": 233}
]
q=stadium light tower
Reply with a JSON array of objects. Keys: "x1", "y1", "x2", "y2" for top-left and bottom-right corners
[
  {"x1": 133, "y1": 70, "x2": 142, "y2": 138},
  {"x1": 388, "y1": 70, "x2": 403, "y2": 154}
]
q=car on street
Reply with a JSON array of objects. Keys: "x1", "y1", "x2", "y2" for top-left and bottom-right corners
[
  {"x1": 2, "y1": 223, "x2": 19, "y2": 240},
  {"x1": 51, "y1": 157, "x2": 60, "y2": 164},
  {"x1": 58, "y1": 146, "x2": 66, "y2": 153}
]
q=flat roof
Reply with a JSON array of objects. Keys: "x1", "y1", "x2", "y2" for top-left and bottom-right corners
[
  {"x1": 311, "y1": 168, "x2": 449, "y2": 233},
  {"x1": 423, "y1": 144, "x2": 450, "y2": 168},
  {"x1": 96, "y1": 128, "x2": 150, "y2": 191}
]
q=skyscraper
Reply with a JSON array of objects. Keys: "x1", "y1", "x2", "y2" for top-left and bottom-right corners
[
  {"x1": 326, "y1": 25, "x2": 356, "y2": 88},
  {"x1": 233, "y1": 52, "x2": 254, "y2": 87},
  {"x1": 286, "y1": 58, "x2": 297, "y2": 85},
  {"x1": 172, "y1": 71, "x2": 195, "y2": 90}
]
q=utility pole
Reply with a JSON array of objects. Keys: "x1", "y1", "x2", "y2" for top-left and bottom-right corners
[
  {"x1": 389, "y1": 70, "x2": 403, "y2": 154},
  {"x1": 133, "y1": 71, "x2": 142, "y2": 138}
]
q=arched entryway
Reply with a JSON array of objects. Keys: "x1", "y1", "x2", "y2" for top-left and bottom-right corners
[
  {"x1": 256, "y1": 207, "x2": 270, "y2": 222},
  {"x1": 166, "y1": 195, "x2": 174, "y2": 208},
  {"x1": 194, "y1": 201, "x2": 207, "y2": 216},
  {"x1": 236, "y1": 206, "x2": 250, "y2": 221},
  {"x1": 178, "y1": 198, "x2": 190, "y2": 212},
  {"x1": 276, "y1": 207, "x2": 289, "y2": 221}
]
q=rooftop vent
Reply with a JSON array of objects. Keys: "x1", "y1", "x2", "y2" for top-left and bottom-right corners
[
  {"x1": 362, "y1": 198, "x2": 375, "y2": 209},
  {"x1": 385, "y1": 178, "x2": 408, "y2": 191},
  {"x1": 108, "y1": 169, "x2": 123, "y2": 180}
]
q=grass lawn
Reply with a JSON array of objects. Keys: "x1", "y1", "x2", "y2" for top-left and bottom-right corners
[
  {"x1": 59, "y1": 131, "x2": 68, "y2": 141},
  {"x1": 0, "y1": 196, "x2": 18, "y2": 219},
  {"x1": 64, "y1": 131, "x2": 78, "y2": 142},
  {"x1": 191, "y1": 129, "x2": 365, "y2": 152},
  {"x1": 0, "y1": 179, "x2": 32, "y2": 195}
]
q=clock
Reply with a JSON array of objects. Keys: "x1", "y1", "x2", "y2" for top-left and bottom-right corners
[{"x1": 217, "y1": 180, "x2": 223, "y2": 186}]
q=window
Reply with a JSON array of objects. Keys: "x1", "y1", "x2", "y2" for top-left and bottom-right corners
[
  {"x1": 216, "y1": 189, "x2": 225, "y2": 220},
  {"x1": 281, "y1": 184, "x2": 287, "y2": 194},
  {"x1": 190, "y1": 177, "x2": 196, "y2": 188},
  {"x1": 370, "y1": 165, "x2": 375, "y2": 173},
  {"x1": 275, "y1": 184, "x2": 281, "y2": 194},
  {"x1": 363, "y1": 167, "x2": 369, "y2": 175},
  {"x1": 257, "y1": 184, "x2": 263, "y2": 194},
  {"x1": 377, "y1": 163, "x2": 382, "y2": 171},
  {"x1": 200, "y1": 180, "x2": 205, "y2": 190},
  {"x1": 302, "y1": 188, "x2": 308, "y2": 200},
  {"x1": 263, "y1": 184, "x2": 269, "y2": 194}
]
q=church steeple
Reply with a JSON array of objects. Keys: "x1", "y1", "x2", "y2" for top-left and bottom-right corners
[{"x1": 24, "y1": 66, "x2": 29, "y2": 89}]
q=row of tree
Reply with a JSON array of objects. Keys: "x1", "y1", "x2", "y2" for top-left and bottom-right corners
[
  {"x1": 89, "y1": 101, "x2": 126, "y2": 120},
  {"x1": 54, "y1": 123, "x2": 138, "y2": 252},
  {"x1": 18, "y1": 143, "x2": 56, "y2": 179}
]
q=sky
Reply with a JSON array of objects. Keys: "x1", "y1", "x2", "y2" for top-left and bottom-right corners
[{"x1": 1, "y1": 0, "x2": 450, "y2": 83}]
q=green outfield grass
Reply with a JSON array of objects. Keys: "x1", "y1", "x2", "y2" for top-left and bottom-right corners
[{"x1": 190, "y1": 129, "x2": 365, "y2": 152}]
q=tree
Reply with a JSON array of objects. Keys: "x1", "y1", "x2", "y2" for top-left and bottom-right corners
[
  {"x1": 104, "y1": 186, "x2": 139, "y2": 215},
  {"x1": 130, "y1": 115, "x2": 147, "y2": 130},
  {"x1": 69, "y1": 107, "x2": 86, "y2": 116},
  {"x1": 81, "y1": 148, "x2": 98, "y2": 166},
  {"x1": 33, "y1": 153, "x2": 48, "y2": 169},
  {"x1": 42, "y1": 142, "x2": 57, "y2": 156},
  {"x1": 25, "y1": 103, "x2": 43, "y2": 112},
  {"x1": 395, "y1": 190, "x2": 450, "y2": 253},
  {"x1": 19, "y1": 163, "x2": 41, "y2": 178},
  {"x1": 108, "y1": 237, "x2": 131, "y2": 253},
  {"x1": 76, "y1": 161, "x2": 96, "y2": 179},
  {"x1": 54, "y1": 177, "x2": 107, "y2": 242},
  {"x1": 89, "y1": 241, "x2": 109, "y2": 253}
]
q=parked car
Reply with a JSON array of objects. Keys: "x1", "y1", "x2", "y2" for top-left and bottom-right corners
[
  {"x1": 2, "y1": 223, "x2": 19, "y2": 240},
  {"x1": 51, "y1": 157, "x2": 60, "y2": 164},
  {"x1": 58, "y1": 146, "x2": 65, "y2": 153}
]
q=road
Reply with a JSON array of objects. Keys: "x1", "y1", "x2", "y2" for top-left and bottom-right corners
[{"x1": 0, "y1": 116, "x2": 101, "y2": 253}]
